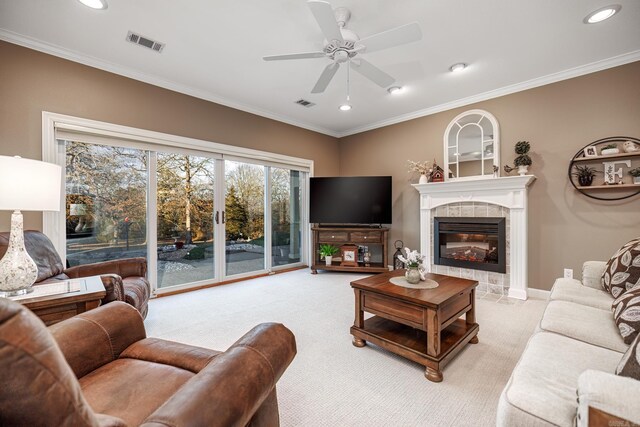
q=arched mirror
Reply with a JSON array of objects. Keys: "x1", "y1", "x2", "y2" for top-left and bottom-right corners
[{"x1": 444, "y1": 109, "x2": 500, "y2": 181}]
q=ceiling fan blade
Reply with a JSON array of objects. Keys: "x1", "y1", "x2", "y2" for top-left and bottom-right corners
[
  {"x1": 263, "y1": 52, "x2": 326, "y2": 61},
  {"x1": 307, "y1": 0, "x2": 344, "y2": 43},
  {"x1": 359, "y1": 22, "x2": 422, "y2": 53},
  {"x1": 350, "y1": 59, "x2": 396, "y2": 88},
  {"x1": 311, "y1": 62, "x2": 340, "y2": 93}
]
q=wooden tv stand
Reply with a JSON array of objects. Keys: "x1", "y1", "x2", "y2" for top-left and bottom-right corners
[{"x1": 311, "y1": 226, "x2": 389, "y2": 274}]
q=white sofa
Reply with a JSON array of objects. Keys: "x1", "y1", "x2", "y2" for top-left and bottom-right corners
[{"x1": 497, "y1": 261, "x2": 640, "y2": 426}]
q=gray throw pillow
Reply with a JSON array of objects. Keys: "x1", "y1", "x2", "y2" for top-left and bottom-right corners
[
  {"x1": 612, "y1": 287, "x2": 640, "y2": 344},
  {"x1": 602, "y1": 237, "x2": 640, "y2": 298},
  {"x1": 616, "y1": 332, "x2": 640, "y2": 380}
]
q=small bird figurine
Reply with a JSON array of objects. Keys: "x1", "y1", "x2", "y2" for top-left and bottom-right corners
[
  {"x1": 503, "y1": 165, "x2": 514, "y2": 174},
  {"x1": 622, "y1": 140, "x2": 639, "y2": 153}
]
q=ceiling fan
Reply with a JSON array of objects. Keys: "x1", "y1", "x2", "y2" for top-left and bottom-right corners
[{"x1": 263, "y1": 0, "x2": 422, "y2": 95}]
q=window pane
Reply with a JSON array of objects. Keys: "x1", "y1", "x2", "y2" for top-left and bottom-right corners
[
  {"x1": 271, "y1": 168, "x2": 301, "y2": 266},
  {"x1": 225, "y1": 161, "x2": 265, "y2": 276},
  {"x1": 65, "y1": 141, "x2": 147, "y2": 267},
  {"x1": 157, "y1": 153, "x2": 215, "y2": 288}
]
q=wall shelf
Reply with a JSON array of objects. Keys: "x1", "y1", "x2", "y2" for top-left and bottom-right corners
[
  {"x1": 577, "y1": 184, "x2": 640, "y2": 190},
  {"x1": 568, "y1": 136, "x2": 640, "y2": 201},
  {"x1": 573, "y1": 151, "x2": 640, "y2": 163}
]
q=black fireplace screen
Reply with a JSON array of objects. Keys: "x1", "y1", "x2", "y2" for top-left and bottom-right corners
[{"x1": 434, "y1": 217, "x2": 506, "y2": 273}]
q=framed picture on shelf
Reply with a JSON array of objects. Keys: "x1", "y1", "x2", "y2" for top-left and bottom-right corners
[
  {"x1": 340, "y1": 245, "x2": 359, "y2": 267},
  {"x1": 583, "y1": 147, "x2": 597, "y2": 157}
]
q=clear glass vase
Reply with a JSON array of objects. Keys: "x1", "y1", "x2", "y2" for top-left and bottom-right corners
[{"x1": 405, "y1": 266, "x2": 421, "y2": 284}]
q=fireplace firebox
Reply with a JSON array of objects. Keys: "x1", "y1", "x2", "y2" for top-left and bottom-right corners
[{"x1": 434, "y1": 217, "x2": 506, "y2": 273}]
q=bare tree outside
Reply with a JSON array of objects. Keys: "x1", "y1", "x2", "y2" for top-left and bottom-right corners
[
  {"x1": 65, "y1": 141, "x2": 302, "y2": 288},
  {"x1": 66, "y1": 142, "x2": 147, "y2": 265}
]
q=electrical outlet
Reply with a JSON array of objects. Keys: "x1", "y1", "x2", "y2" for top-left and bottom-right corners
[{"x1": 564, "y1": 268, "x2": 573, "y2": 279}]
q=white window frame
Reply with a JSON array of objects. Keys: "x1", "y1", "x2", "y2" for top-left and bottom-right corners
[{"x1": 42, "y1": 111, "x2": 313, "y2": 293}]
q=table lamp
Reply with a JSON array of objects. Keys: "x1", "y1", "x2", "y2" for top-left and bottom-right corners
[
  {"x1": 0, "y1": 155, "x2": 61, "y2": 296},
  {"x1": 70, "y1": 203, "x2": 88, "y2": 233}
]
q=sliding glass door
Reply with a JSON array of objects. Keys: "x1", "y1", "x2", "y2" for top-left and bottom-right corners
[
  {"x1": 65, "y1": 141, "x2": 147, "y2": 267},
  {"x1": 156, "y1": 153, "x2": 216, "y2": 289},
  {"x1": 224, "y1": 160, "x2": 266, "y2": 276},
  {"x1": 271, "y1": 168, "x2": 302, "y2": 267},
  {"x1": 57, "y1": 133, "x2": 308, "y2": 294}
]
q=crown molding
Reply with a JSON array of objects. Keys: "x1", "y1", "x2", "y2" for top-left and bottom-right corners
[
  {"x1": 336, "y1": 50, "x2": 640, "y2": 138},
  {"x1": 2, "y1": 28, "x2": 638, "y2": 140},
  {"x1": 0, "y1": 29, "x2": 341, "y2": 138}
]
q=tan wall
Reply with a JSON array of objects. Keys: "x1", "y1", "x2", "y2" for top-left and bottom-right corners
[
  {"x1": 0, "y1": 41, "x2": 340, "y2": 231},
  {"x1": 339, "y1": 61, "x2": 640, "y2": 291}
]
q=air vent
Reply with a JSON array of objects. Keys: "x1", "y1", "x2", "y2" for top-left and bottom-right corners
[
  {"x1": 295, "y1": 99, "x2": 316, "y2": 108},
  {"x1": 126, "y1": 31, "x2": 165, "y2": 53}
]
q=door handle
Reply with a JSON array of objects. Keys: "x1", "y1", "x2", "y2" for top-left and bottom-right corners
[
  {"x1": 222, "y1": 211, "x2": 226, "y2": 224},
  {"x1": 215, "y1": 211, "x2": 220, "y2": 224}
]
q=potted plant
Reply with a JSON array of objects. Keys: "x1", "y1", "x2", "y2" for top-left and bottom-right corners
[
  {"x1": 514, "y1": 141, "x2": 532, "y2": 175},
  {"x1": 572, "y1": 165, "x2": 599, "y2": 187},
  {"x1": 319, "y1": 244, "x2": 339, "y2": 266},
  {"x1": 629, "y1": 167, "x2": 640, "y2": 185},
  {"x1": 601, "y1": 143, "x2": 619, "y2": 155}
]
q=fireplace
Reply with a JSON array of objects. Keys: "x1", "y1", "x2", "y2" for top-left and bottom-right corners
[{"x1": 434, "y1": 217, "x2": 506, "y2": 273}]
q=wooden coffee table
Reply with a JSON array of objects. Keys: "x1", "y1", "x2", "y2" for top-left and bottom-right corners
[{"x1": 350, "y1": 269, "x2": 479, "y2": 382}]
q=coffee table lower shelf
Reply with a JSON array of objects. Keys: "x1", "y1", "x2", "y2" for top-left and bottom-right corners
[{"x1": 350, "y1": 316, "x2": 479, "y2": 380}]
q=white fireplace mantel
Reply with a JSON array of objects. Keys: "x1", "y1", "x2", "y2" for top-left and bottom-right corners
[{"x1": 413, "y1": 175, "x2": 536, "y2": 300}]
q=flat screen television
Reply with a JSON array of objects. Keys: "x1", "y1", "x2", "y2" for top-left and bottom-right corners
[{"x1": 310, "y1": 176, "x2": 392, "y2": 225}]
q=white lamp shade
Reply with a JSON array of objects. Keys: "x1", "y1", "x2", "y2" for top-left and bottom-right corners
[
  {"x1": 69, "y1": 203, "x2": 88, "y2": 216},
  {"x1": 0, "y1": 156, "x2": 62, "y2": 211}
]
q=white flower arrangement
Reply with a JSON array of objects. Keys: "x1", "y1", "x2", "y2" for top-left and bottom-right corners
[
  {"x1": 398, "y1": 247, "x2": 424, "y2": 268},
  {"x1": 398, "y1": 247, "x2": 428, "y2": 281},
  {"x1": 407, "y1": 160, "x2": 431, "y2": 175}
]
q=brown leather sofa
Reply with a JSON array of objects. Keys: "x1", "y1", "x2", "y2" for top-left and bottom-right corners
[
  {"x1": 0, "y1": 230, "x2": 150, "y2": 317},
  {"x1": 0, "y1": 298, "x2": 296, "y2": 426}
]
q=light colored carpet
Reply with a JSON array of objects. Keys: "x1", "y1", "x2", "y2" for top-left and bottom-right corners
[{"x1": 145, "y1": 269, "x2": 547, "y2": 427}]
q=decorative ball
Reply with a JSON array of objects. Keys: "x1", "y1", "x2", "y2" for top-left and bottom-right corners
[{"x1": 514, "y1": 141, "x2": 530, "y2": 155}]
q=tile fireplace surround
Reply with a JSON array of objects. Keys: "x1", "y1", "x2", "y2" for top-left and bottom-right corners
[{"x1": 413, "y1": 175, "x2": 536, "y2": 300}]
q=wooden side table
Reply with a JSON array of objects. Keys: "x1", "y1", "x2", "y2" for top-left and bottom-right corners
[{"x1": 10, "y1": 276, "x2": 106, "y2": 326}]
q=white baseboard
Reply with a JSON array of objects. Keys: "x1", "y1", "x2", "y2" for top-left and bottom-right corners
[
  {"x1": 508, "y1": 288, "x2": 527, "y2": 300},
  {"x1": 527, "y1": 288, "x2": 551, "y2": 300}
]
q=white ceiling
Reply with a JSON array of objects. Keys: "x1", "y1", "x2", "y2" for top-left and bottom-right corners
[{"x1": 1, "y1": 0, "x2": 639, "y2": 137}]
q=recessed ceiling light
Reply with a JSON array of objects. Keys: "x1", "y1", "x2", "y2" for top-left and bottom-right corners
[
  {"x1": 77, "y1": 0, "x2": 108, "y2": 10},
  {"x1": 583, "y1": 5, "x2": 621, "y2": 24},
  {"x1": 449, "y1": 63, "x2": 467, "y2": 73},
  {"x1": 387, "y1": 86, "x2": 404, "y2": 95},
  {"x1": 339, "y1": 104, "x2": 352, "y2": 111}
]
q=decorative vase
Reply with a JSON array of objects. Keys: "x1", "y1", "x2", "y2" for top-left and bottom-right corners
[
  {"x1": 578, "y1": 175, "x2": 594, "y2": 187},
  {"x1": 419, "y1": 174, "x2": 429, "y2": 184},
  {"x1": 325, "y1": 256, "x2": 332, "y2": 266},
  {"x1": 601, "y1": 148, "x2": 619, "y2": 156},
  {"x1": 405, "y1": 266, "x2": 421, "y2": 284},
  {"x1": 634, "y1": 176, "x2": 640, "y2": 185},
  {"x1": 0, "y1": 211, "x2": 38, "y2": 296},
  {"x1": 517, "y1": 165, "x2": 529, "y2": 176}
]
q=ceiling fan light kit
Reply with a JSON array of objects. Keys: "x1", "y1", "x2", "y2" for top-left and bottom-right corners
[
  {"x1": 263, "y1": 0, "x2": 422, "y2": 109},
  {"x1": 583, "y1": 4, "x2": 621, "y2": 24},
  {"x1": 77, "y1": 0, "x2": 108, "y2": 10}
]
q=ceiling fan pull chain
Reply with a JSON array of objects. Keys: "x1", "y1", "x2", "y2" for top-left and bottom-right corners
[{"x1": 346, "y1": 58, "x2": 351, "y2": 103}]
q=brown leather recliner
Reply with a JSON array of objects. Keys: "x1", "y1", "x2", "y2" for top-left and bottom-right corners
[
  {"x1": 0, "y1": 230, "x2": 150, "y2": 318},
  {"x1": 0, "y1": 298, "x2": 296, "y2": 426}
]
